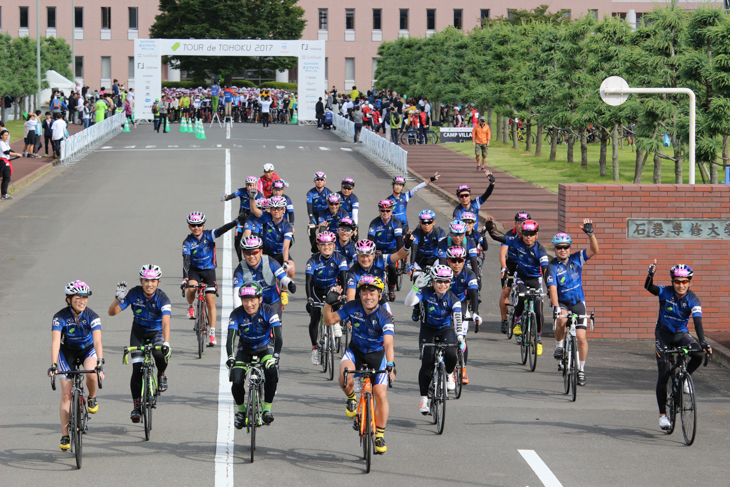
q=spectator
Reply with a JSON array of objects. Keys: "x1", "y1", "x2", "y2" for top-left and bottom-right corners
[
  {"x1": 51, "y1": 113, "x2": 67, "y2": 159},
  {"x1": 124, "y1": 98, "x2": 133, "y2": 126},
  {"x1": 43, "y1": 112, "x2": 54, "y2": 156},
  {"x1": 389, "y1": 107, "x2": 401, "y2": 145},
  {"x1": 316, "y1": 97, "x2": 325, "y2": 130},
  {"x1": 76, "y1": 94, "x2": 84, "y2": 125},
  {"x1": 82, "y1": 101, "x2": 91, "y2": 129},
  {"x1": 419, "y1": 106, "x2": 431, "y2": 145},
  {"x1": 50, "y1": 94, "x2": 67, "y2": 118},
  {"x1": 34, "y1": 110, "x2": 43, "y2": 155},
  {"x1": 23, "y1": 113, "x2": 40, "y2": 158},
  {"x1": 112, "y1": 79, "x2": 121, "y2": 107},
  {"x1": 1, "y1": 127, "x2": 22, "y2": 199},
  {"x1": 127, "y1": 88, "x2": 135, "y2": 111},
  {"x1": 94, "y1": 96, "x2": 107, "y2": 126},
  {"x1": 472, "y1": 115, "x2": 492, "y2": 171},
  {"x1": 353, "y1": 105, "x2": 364, "y2": 143}
]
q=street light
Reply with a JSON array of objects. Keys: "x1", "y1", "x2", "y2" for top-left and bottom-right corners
[{"x1": 600, "y1": 76, "x2": 696, "y2": 184}]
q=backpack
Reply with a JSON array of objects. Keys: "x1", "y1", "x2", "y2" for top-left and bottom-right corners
[{"x1": 152, "y1": 104, "x2": 159, "y2": 115}]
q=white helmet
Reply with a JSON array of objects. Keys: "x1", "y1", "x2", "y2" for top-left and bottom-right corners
[
  {"x1": 269, "y1": 196, "x2": 287, "y2": 208},
  {"x1": 263, "y1": 163, "x2": 275, "y2": 172},
  {"x1": 65, "y1": 280, "x2": 92, "y2": 296},
  {"x1": 139, "y1": 264, "x2": 162, "y2": 280},
  {"x1": 187, "y1": 211, "x2": 206, "y2": 225},
  {"x1": 245, "y1": 176, "x2": 258, "y2": 185}
]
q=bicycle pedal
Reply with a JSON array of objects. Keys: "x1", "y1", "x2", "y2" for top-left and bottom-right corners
[{"x1": 352, "y1": 418, "x2": 360, "y2": 431}]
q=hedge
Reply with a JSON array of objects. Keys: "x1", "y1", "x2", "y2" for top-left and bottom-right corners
[{"x1": 258, "y1": 82, "x2": 298, "y2": 90}]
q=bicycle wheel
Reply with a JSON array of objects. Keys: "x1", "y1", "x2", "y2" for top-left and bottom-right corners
[
  {"x1": 327, "y1": 325, "x2": 335, "y2": 381},
  {"x1": 680, "y1": 374, "x2": 697, "y2": 446},
  {"x1": 319, "y1": 321, "x2": 328, "y2": 374},
  {"x1": 196, "y1": 301, "x2": 204, "y2": 359},
  {"x1": 147, "y1": 373, "x2": 155, "y2": 432},
  {"x1": 429, "y1": 374, "x2": 438, "y2": 425},
  {"x1": 528, "y1": 312, "x2": 538, "y2": 372},
  {"x1": 519, "y1": 319, "x2": 528, "y2": 365},
  {"x1": 364, "y1": 397, "x2": 373, "y2": 473},
  {"x1": 342, "y1": 325, "x2": 350, "y2": 358},
  {"x1": 249, "y1": 386, "x2": 258, "y2": 463},
  {"x1": 454, "y1": 350, "x2": 463, "y2": 400},
  {"x1": 507, "y1": 307, "x2": 514, "y2": 340},
  {"x1": 570, "y1": 336, "x2": 578, "y2": 402},
  {"x1": 73, "y1": 390, "x2": 83, "y2": 469},
  {"x1": 665, "y1": 378, "x2": 676, "y2": 435},
  {"x1": 562, "y1": 340, "x2": 570, "y2": 395},
  {"x1": 436, "y1": 363, "x2": 446, "y2": 435},
  {"x1": 395, "y1": 265, "x2": 403, "y2": 291},
  {"x1": 143, "y1": 369, "x2": 151, "y2": 441}
]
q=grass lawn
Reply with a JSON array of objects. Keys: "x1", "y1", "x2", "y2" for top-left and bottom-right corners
[
  {"x1": 2, "y1": 119, "x2": 28, "y2": 143},
  {"x1": 446, "y1": 139, "x2": 698, "y2": 193}
]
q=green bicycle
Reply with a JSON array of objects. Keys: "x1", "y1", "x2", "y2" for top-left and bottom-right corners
[
  {"x1": 123, "y1": 342, "x2": 168, "y2": 441},
  {"x1": 516, "y1": 288, "x2": 545, "y2": 372}
]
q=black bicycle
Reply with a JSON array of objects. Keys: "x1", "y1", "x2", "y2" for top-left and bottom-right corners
[
  {"x1": 316, "y1": 302, "x2": 336, "y2": 381},
  {"x1": 51, "y1": 360, "x2": 102, "y2": 469},
  {"x1": 123, "y1": 343, "x2": 165, "y2": 441},
  {"x1": 663, "y1": 347, "x2": 709, "y2": 446},
  {"x1": 516, "y1": 288, "x2": 545, "y2": 372},
  {"x1": 233, "y1": 359, "x2": 268, "y2": 463},
  {"x1": 558, "y1": 311, "x2": 594, "y2": 402},
  {"x1": 420, "y1": 338, "x2": 454, "y2": 435}
]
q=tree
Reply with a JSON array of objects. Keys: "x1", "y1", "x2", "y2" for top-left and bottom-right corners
[
  {"x1": 41, "y1": 36, "x2": 73, "y2": 80},
  {"x1": 503, "y1": 5, "x2": 570, "y2": 25},
  {"x1": 149, "y1": 0, "x2": 306, "y2": 86}
]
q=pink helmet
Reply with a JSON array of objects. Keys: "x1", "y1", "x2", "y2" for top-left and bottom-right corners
[
  {"x1": 316, "y1": 231, "x2": 337, "y2": 244},
  {"x1": 460, "y1": 212, "x2": 476, "y2": 222},
  {"x1": 355, "y1": 239, "x2": 377, "y2": 255},
  {"x1": 187, "y1": 211, "x2": 206, "y2": 225},
  {"x1": 139, "y1": 265, "x2": 162, "y2": 279},
  {"x1": 256, "y1": 198, "x2": 270, "y2": 209},
  {"x1": 268, "y1": 196, "x2": 287, "y2": 208},
  {"x1": 430, "y1": 265, "x2": 454, "y2": 281},
  {"x1": 445, "y1": 247, "x2": 467, "y2": 259},
  {"x1": 327, "y1": 193, "x2": 341, "y2": 204},
  {"x1": 378, "y1": 199, "x2": 394, "y2": 210},
  {"x1": 65, "y1": 280, "x2": 92, "y2": 296},
  {"x1": 521, "y1": 220, "x2": 539, "y2": 234}
]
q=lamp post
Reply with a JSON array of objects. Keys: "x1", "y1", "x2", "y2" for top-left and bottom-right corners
[
  {"x1": 36, "y1": 0, "x2": 41, "y2": 108},
  {"x1": 600, "y1": 76, "x2": 696, "y2": 184}
]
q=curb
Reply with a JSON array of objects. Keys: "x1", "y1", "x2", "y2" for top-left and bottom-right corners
[
  {"x1": 706, "y1": 337, "x2": 730, "y2": 369},
  {"x1": 8, "y1": 162, "x2": 55, "y2": 194}
]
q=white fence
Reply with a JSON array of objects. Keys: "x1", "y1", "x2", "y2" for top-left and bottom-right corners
[
  {"x1": 332, "y1": 113, "x2": 407, "y2": 177},
  {"x1": 60, "y1": 112, "x2": 126, "y2": 164}
]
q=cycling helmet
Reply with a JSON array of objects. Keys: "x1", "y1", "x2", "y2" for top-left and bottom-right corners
[
  {"x1": 515, "y1": 212, "x2": 531, "y2": 222},
  {"x1": 314, "y1": 171, "x2": 327, "y2": 180},
  {"x1": 446, "y1": 246, "x2": 468, "y2": 259},
  {"x1": 357, "y1": 275, "x2": 385, "y2": 292},
  {"x1": 65, "y1": 280, "x2": 92, "y2": 296},
  {"x1": 430, "y1": 265, "x2": 454, "y2": 282},
  {"x1": 262, "y1": 163, "x2": 275, "y2": 172},
  {"x1": 341, "y1": 177, "x2": 355, "y2": 188},
  {"x1": 316, "y1": 231, "x2": 337, "y2": 244},
  {"x1": 241, "y1": 235, "x2": 263, "y2": 250},
  {"x1": 392, "y1": 176, "x2": 406, "y2": 185},
  {"x1": 139, "y1": 264, "x2": 162, "y2": 280},
  {"x1": 256, "y1": 198, "x2": 270, "y2": 209},
  {"x1": 272, "y1": 179, "x2": 287, "y2": 189},
  {"x1": 552, "y1": 233, "x2": 572, "y2": 246},
  {"x1": 355, "y1": 239, "x2": 377, "y2": 255},
  {"x1": 339, "y1": 217, "x2": 356, "y2": 230},
  {"x1": 238, "y1": 281, "x2": 263, "y2": 298},
  {"x1": 269, "y1": 196, "x2": 287, "y2": 208},
  {"x1": 378, "y1": 199, "x2": 394, "y2": 210},
  {"x1": 670, "y1": 264, "x2": 694, "y2": 280},
  {"x1": 460, "y1": 212, "x2": 476, "y2": 223},
  {"x1": 456, "y1": 185, "x2": 471, "y2": 196},
  {"x1": 521, "y1": 220, "x2": 539, "y2": 234},
  {"x1": 449, "y1": 220, "x2": 467, "y2": 235},
  {"x1": 327, "y1": 193, "x2": 341, "y2": 204},
  {"x1": 187, "y1": 211, "x2": 206, "y2": 225},
  {"x1": 246, "y1": 176, "x2": 258, "y2": 185},
  {"x1": 419, "y1": 209, "x2": 436, "y2": 223}
]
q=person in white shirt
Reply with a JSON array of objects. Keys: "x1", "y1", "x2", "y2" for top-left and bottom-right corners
[
  {"x1": 51, "y1": 113, "x2": 67, "y2": 158},
  {"x1": 127, "y1": 89, "x2": 135, "y2": 109},
  {"x1": 76, "y1": 97, "x2": 84, "y2": 125},
  {"x1": 23, "y1": 114, "x2": 39, "y2": 157},
  {"x1": 258, "y1": 96, "x2": 272, "y2": 129}
]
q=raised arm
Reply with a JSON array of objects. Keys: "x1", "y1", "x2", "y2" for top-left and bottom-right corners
[{"x1": 645, "y1": 260, "x2": 660, "y2": 296}]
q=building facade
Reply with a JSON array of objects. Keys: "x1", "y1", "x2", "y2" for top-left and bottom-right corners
[{"x1": 0, "y1": 1, "x2": 719, "y2": 92}]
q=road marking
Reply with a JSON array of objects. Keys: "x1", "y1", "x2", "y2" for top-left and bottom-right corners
[
  {"x1": 168, "y1": 145, "x2": 178, "y2": 148},
  {"x1": 124, "y1": 145, "x2": 136, "y2": 149},
  {"x1": 226, "y1": 122, "x2": 231, "y2": 140},
  {"x1": 145, "y1": 145, "x2": 156, "y2": 148},
  {"x1": 101, "y1": 146, "x2": 113, "y2": 149},
  {"x1": 299, "y1": 146, "x2": 306, "y2": 149},
  {"x1": 217, "y1": 144, "x2": 222, "y2": 148},
  {"x1": 191, "y1": 145, "x2": 200, "y2": 148},
  {"x1": 319, "y1": 147, "x2": 330, "y2": 151},
  {"x1": 341, "y1": 147, "x2": 353, "y2": 151},
  {"x1": 276, "y1": 145, "x2": 285, "y2": 149},
  {"x1": 518, "y1": 450, "x2": 563, "y2": 487},
  {"x1": 215, "y1": 148, "x2": 235, "y2": 487}
]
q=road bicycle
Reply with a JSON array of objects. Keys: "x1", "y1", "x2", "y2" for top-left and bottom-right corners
[
  {"x1": 508, "y1": 127, "x2": 536, "y2": 145},
  {"x1": 504, "y1": 275, "x2": 517, "y2": 340},
  {"x1": 232, "y1": 358, "x2": 268, "y2": 462},
  {"x1": 516, "y1": 288, "x2": 545, "y2": 372},
  {"x1": 344, "y1": 367, "x2": 390, "y2": 473},
  {"x1": 557, "y1": 311, "x2": 594, "y2": 402},
  {"x1": 663, "y1": 347, "x2": 709, "y2": 446},
  {"x1": 50, "y1": 360, "x2": 102, "y2": 469},
  {"x1": 315, "y1": 301, "x2": 336, "y2": 381},
  {"x1": 183, "y1": 282, "x2": 217, "y2": 359},
  {"x1": 420, "y1": 338, "x2": 455, "y2": 435},
  {"x1": 123, "y1": 342, "x2": 166, "y2": 441}
]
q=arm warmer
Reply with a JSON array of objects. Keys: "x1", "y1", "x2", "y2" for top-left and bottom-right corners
[
  {"x1": 289, "y1": 209, "x2": 295, "y2": 225},
  {"x1": 352, "y1": 207, "x2": 359, "y2": 225},
  {"x1": 480, "y1": 183, "x2": 495, "y2": 203},
  {"x1": 486, "y1": 228, "x2": 507, "y2": 243},
  {"x1": 454, "y1": 311, "x2": 464, "y2": 338},
  {"x1": 305, "y1": 274, "x2": 314, "y2": 300},
  {"x1": 644, "y1": 274, "x2": 660, "y2": 296},
  {"x1": 408, "y1": 181, "x2": 427, "y2": 197},
  {"x1": 226, "y1": 329, "x2": 236, "y2": 357},
  {"x1": 338, "y1": 270, "x2": 348, "y2": 290},
  {"x1": 272, "y1": 326, "x2": 283, "y2": 355},
  {"x1": 410, "y1": 243, "x2": 419, "y2": 265},
  {"x1": 470, "y1": 256, "x2": 480, "y2": 274},
  {"x1": 224, "y1": 194, "x2": 236, "y2": 202},
  {"x1": 467, "y1": 288, "x2": 479, "y2": 316},
  {"x1": 307, "y1": 203, "x2": 315, "y2": 224},
  {"x1": 214, "y1": 220, "x2": 238, "y2": 238},
  {"x1": 183, "y1": 255, "x2": 191, "y2": 279},
  {"x1": 396, "y1": 235, "x2": 404, "y2": 250},
  {"x1": 404, "y1": 287, "x2": 421, "y2": 307},
  {"x1": 693, "y1": 316, "x2": 706, "y2": 344}
]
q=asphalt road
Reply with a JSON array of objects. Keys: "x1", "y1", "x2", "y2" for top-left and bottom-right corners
[{"x1": 1, "y1": 122, "x2": 729, "y2": 486}]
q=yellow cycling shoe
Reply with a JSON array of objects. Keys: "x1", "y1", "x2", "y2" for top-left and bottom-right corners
[
  {"x1": 60, "y1": 435, "x2": 70, "y2": 451},
  {"x1": 374, "y1": 436, "x2": 387, "y2": 454},
  {"x1": 513, "y1": 324, "x2": 522, "y2": 336},
  {"x1": 346, "y1": 398, "x2": 358, "y2": 418},
  {"x1": 88, "y1": 397, "x2": 99, "y2": 414},
  {"x1": 281, "y1": 291, "x2": 289, "y2": 306},
  {"x1": 537, "y1": 342, "x2": 543, "y2": 356}
]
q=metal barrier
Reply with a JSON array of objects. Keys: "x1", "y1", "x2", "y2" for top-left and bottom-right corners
[
  {"x1": 332, "y1": 113, "x2": 407, "y2": 177},
  {"x1": 60, "y1": 112, "x2": 126, "y2": 164}
]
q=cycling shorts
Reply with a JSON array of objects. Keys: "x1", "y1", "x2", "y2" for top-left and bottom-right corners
[
  {"x1": 558, "y1": 301, "x2": 587, "y2": 330},
  {"x1": 130, "y1": 325, "x2": 165, "y2": 364},
  {"x1": 188, "y1": 268, "x2": 217, "y2": 294},
  {"x1": 342, "y1": 346, "x2": 388, "y2": 386},
  {"x1": 58, "y1": 345, "x2": 97, "y2": 376},
  {"x1": 501, "y1": 260, "x2": 518, "y2": 288}
]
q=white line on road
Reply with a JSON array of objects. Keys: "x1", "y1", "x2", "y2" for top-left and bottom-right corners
[
  {"x1": 341, "y1": 147, "x2": 353, "y2": 151},
  {"x1": 145, "y1": 145, "x2": 156, "y2": 148},
  {"x1": 299, "y1": 146, "x2": 306, "y2": 149},
  {"x1": 319, "y1": 147, "x2": 330, "y2": 151},
  {"x1": 217, "y1": 144, "x2": 222, "y2": 148},
  {"x1": 276, "y1": 145, "x2": 285, "y2": 149},
  {"x1": 168, "y1": 145, "x2": 178, "y2": 148},
  {"x1": 215, "y1": 148, "x2": 235, "y2": 487},
  {"x1": 124, "y1": 145, "x2": 136, "y2": 149},
  {"x1": 101, "y1": 146, "x2": 113, "y2": 149},
  {"x1": 226, "y1": 122, "x2": 231, "y2": 140},
  {"x1": 518, "y1": 450, "x2": 563, "y2": 487}
]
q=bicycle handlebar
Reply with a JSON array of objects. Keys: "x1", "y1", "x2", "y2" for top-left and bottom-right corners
[
  {"x1": 50, "y1": 369, "x2": 102, "y2": 390},
  {"x1": 343, "y1": 367, "x2": 392, "y2": 388},
  {"x1": 420, "y1": 339, "x2": 457, "y2": 360},
  {"x1": 123, "y1": 344, "x2": 164, "y2": 364}
]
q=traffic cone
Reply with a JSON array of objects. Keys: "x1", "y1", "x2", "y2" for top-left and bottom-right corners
[
  {"x1": 123, "y1": 118, "x2": 130, "y2": 132},
  {"x1": 180, "y1": 118, "x2": 187, "y2": 133},
  {"x1": 194, "y1": 120, "x2": 201, "y2": 139},
  {"x1": 291, "y1": 109, "x2": 298, "y2": 124},
  {"x1": 198, "y1": 121, "x2": 207, "y2": 140},
  {"x1": 164, "y1": 119, "x2": 170, "y2": 133}
]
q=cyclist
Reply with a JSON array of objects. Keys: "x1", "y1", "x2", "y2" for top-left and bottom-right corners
[
  {"x1": 306, "y1": 232, "x2": 349, "y2": 364},
  {"x1": 226, "y1": 282, "x2": 282, "y2": 426},
  {"x1": 405, "y1": 266, "x2": 464, "y2": 412},
  {"x1": 438, "y1": 220, "x2": 480, "y2": 273},
  {"x1": 257, "y1": 163, "x2": 281, "y2": 198},
  {"x1": 485, "y1": 218, "x2": 549, "y2": 355},
  {"x1": 460, "y1": 211, "x2": 486, "y2": 285},
  {"x1": 221, "y1": 176, "x2": 264, "y2": 262},
  {"x1": 270, "y1": 179, "x2": 294, "y2": 224},
  {"x1": 546, "y1": 220, "x2": 599, "y2": 386},
  {"x1": 182, "y1": 211, "x2": 241, "y2": 346},
  {"x1": 306, "y1": 172, "x2": 333, "y2": 252},
  {"x1": 386, "y1": 173, "x2": 439, "y2": 232},
  {"x1": 234, "y1": 236, "x2": 296, "y2": 315},
  {"x1": 445, "y1": 246, "x2": 481, "y2": 384},
  {"x1": 246, "y1": 196, "x2": 295, "y2": 281},
  {"x1": 367, "y1": 199, "x2": 404, "y2": 301},
  {"x1": 50, "y1": 281, "x2": 105, "y2": 451},
  {"x1": 336, "y1": 217, "x2": 358, "y2": 267},
  {"x1": 497, "y1": 212, "x2": 529, "y2": 333},
  {"x1": 108, "y1": 266, "x2": 171, "y2": 423},
  {"x1": 346, "y1": 239, "x2": 410, "y2": 307},
  {"x1": 313, "y1": 193, "x2": 349, "y2": 243},
  {"x1": 645, "y1": 261, "x2": 712, "y2": 431},
  {"x1": 338, "y1": 178, "x2": 360, "y2": 225},
  {"x1": 322, "y1": 276, "x2": 395, "y2": 454},
  {"x1": 453, "y1": 171, "x2": 495, "y2": 226},
  {"x1": 409, "y1": 209, "x2": 447, "y2": 321}
]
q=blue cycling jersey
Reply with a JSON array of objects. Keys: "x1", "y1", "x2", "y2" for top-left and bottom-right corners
[
  {"x1": 368, "y1": 216, "x2": 403, "y2": 252},
  {"x1": 546, "y1": 250, "x2": 590, "y2": 306},
  {"x1": 336, "y1": 301, "x2": 394, "y2": 354},
  {"x1": 386, "y1": 182, "x2": 426, "y2": 228},
  {"x1": 437, "y1": 235, "x2": 478, "y2": 259},
  {"x1": 52, "y1": 307, "x2": 101, "y2": 350},
  {"x1": 467, "y1": 231, "x2": 485, "y2": 251},
  {"x1": 233, "y1": 257, "x2": 287, "y2": 305},
  {"x1": 228, "y1": 303, "x2": 281, "y2": 350},
  {"x1": 230, "y1": 188, "x2": 264, "y2": 216},
  {"x1": 450, "y1": 267, "x2": 479, "y2": 301},
  {"x1": 338, "y1": 191, "x2": 360, "y2": 220},
  {"x1": 346, "y1": 259, "x2": 389, "y2": 291},
  {"x1": 453, "y1": 195, "x2": 487, "y2": 225},
  {"x1": 336, "y1": 239, "x2": 357, "y2": 267},
  {"x1": 118, "y1": 287, "x2": 172, "y2": 332},
  {"x1": 317, "y1": 208, "x2": 350, "y2": 233},
  {"x1": 257, "y1": 212, "x2": 293, "y2": 255},
  {"x1": 655, "y1": 287, "x2": 702, "y2": 334},
  {"x1": 305, "y1": 251, "x2": 348, "y2": 288},
  {"x1": 503, "y1": 236, "x2": 549, "y2": 279},
  {"x1": 416, "y1": 287, "x2": 462, "y2": 329},
  {"x1": 412, "y1": 227, "x2": 446, "y2": 259},
  {"x1": 182, "y1": 229, "x2": 224, "y2": 270},
  {"x1": 306, "y1": 187, "x2": 333, "y2": 220},
  {"x1": 502, "y1": 228, "x2": 519, "y2": 264},
  {"x1": 282, "y1": 194, "x2": 295, "y2": 223}
]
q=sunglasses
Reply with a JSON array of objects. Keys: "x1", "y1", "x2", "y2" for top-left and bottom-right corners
[
  {"x1": 459, "y1": 194, "x2": 471, "y2": 199},
  {"x1": 190, "y1": 223, "x2": 203, "y2": 228},
  {"x1": 448, "y1": 258, "x2": 465, "y2": 263},
  {"x1": 421, "y1": 221, "x2": 434, "y2": 225},
  {"x1": 244, "y1": 250, "x2": 261, "y2": 256},
  {"x1": 315, "y1": 178, "x2": 326, "y2": 181},
  {"x1": 555, "y1": 245, "x2": 571, "y2": 250},
  {"x1": 380, "y1": 209, "x2": 392, "y2": 213},
  {"x1": 341, "y1": 186, "x2": 353, "y2": 190},
  {"x1": 339, "y1": 227, "x2": 353, "y2": 232},
  {"x1": 673, "y1": 279, "x2": 690, "y2": 285},
  {"x1": 433, "y1": 279, "x2": 451, "y2": 284},
  {"x1": 329, "y1": 202, "x2": 339, "y2": 206},
  {"x1": 522, "y1": 231, "x2": 537, "y2": 237}
]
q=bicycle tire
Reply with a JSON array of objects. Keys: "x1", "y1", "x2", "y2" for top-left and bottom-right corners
[
  {"x1": 528, "y1": 312, "x2": 538, "y2": 372},
  {"x1": 327, "y1": 325, "x2": 335, "y2": 381},
  {"x1": 319, "y1": 320, "x2": 328, "y2": 374},
  {"x1": 436, "y1": 363, "x2": 446, "y2": 435},
  {"x1": 562, "y1": 339, "x2": 570, "y2": 395},
  {"x1": 396, "y1": 264, "x2": 403, "y2": 291},
  {"x1": 342, "y1": 325, "x2": 350, "y2": 359},
  {"x1": 665, "y1": 378, "x2": 676, "y2": 435},
  {"x1": 454, "y1": 350, "x2": 463, "y2": 400},
  {"x1": 250, "y1": 386, "x2": 258, "y2": 463},
  {"x1": 364, "y1": 397, "x2": 373, "y2": 473},
  {"x1": 73, "y1": 389, "x2": 83, "y2": 469},
  {"x1": 196, "y1": 300, "x2": 204, "y2": 359},
  {"x1": 519, "y1": 321, "x2": 528, "y2": 365},
  {"x1": 430, "y1": 373, "x2": 438, "y2": 425},
  {"x1": 570, "y1": 336, "x2": 578, "y2": 402},
  {"x1": 507, "y1": 308, "x2": 514, "y2": 340},
  {"x1": 143, "y1": 368, "x2": 151, "y2": 441},
  {"x1": 148, "y1": 372, "x2": 155, "y2": 433},
  {"x1": 680, "y1": 374, "x2": 697, "y2": 446}
]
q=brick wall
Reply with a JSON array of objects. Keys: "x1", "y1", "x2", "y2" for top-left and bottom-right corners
[{"x1": 558, "y1": 184, "x2": 730, "y2": 339}]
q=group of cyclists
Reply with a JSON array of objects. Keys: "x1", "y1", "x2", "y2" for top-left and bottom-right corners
[{"x1": 49, "y1": 159, "x2": 714, "y2": 455}]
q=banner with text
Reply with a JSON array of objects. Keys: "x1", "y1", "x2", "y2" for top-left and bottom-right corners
[{"x1": 439, "y1": 127, "x2": 473, "y2": 143}]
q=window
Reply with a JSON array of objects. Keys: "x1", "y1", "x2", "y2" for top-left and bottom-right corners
[
  {"x1": 480, "y1": 9, "x2": 490, "y2": 26},
  {"x1": 101, "y1": 7, "x2": 111, "y2": 29},
  {"x1": 325, "y1": 57, "x2": 328, "y2": 80},
  {"x1": 345, "y1": 57, "x2": 355, "y2": 81},
  {"x1": 20, "y1": 6, "x2": 29, "y2": 28},
  {"x1": 427, "y1": 9, "x2": 436, "y2": 30},
  {"x1": 0, "y1": 7, "x2": 2, "y2": 30},
  {"x1": 75, "y1": 56, "x2": 84, "y2": 78},
  {"x1": 453, "y1": 9, "x2": 463, "y2": 29},
  {"x1": 318, "y1": 9, "x2": 328, "y2": 30},
  {"x1": 129, "y1": 7, "x2": 138, "y2": 29},
  {"x1": 563, "y1": 10, "x2": 571, "y2": 19},
  {"x1": 129, "y1": 56, "x2": 134, "y2": 78},
  {"x1": 400, "y1": 9, "x2": 409, "y2": 30},
  {"x1": 101, "y1": 56, "x2": 111, "y2": 80},
  {"x1": 588, "y1": 9, "x2": 598, "y2": 19},
  {"x1": 47, "y1": 7, "x2": 56, "y2": 29},
  {"x1": 346, "y1": 9, "x2": 355, "y2": 30},
  {"x1": 373, "y1": 9, "x2": 381, "y2": 30},
  {"x1": 75, "y1": 7, "x2": 83, "y2": 28}
]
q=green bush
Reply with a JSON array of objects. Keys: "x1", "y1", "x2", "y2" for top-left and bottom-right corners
[
  {"x1": 232, "y1": 80, "x2": 258, "y2": 88},
  {"x1": 258, "y1": 81, "x2": 298, "y2": 91}
]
